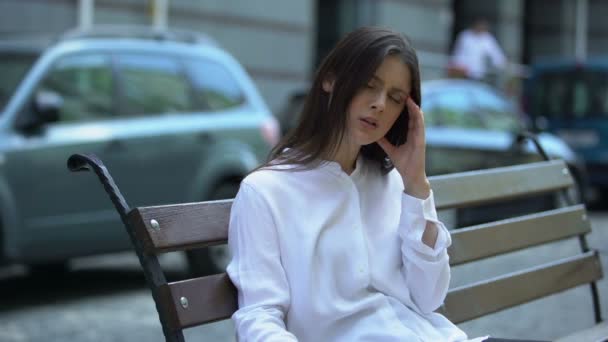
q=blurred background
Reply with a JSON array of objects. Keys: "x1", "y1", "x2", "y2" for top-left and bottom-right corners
[
  {"x1": 1, "y1": 0, "x2": 608, "y2": 341},
  {"x1": 3, "y1": 0, "x2": 605, "y2": 114}
]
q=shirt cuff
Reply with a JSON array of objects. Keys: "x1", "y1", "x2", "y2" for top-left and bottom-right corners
[
  {"x1": 402, "y1": 189, "x2": 439, "y2": 221},
  {"x1": 399, "y1": 190, "x2": 451, "y2": 258}
]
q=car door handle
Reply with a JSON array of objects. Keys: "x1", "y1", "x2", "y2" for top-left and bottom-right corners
[{"x1": 104, "y1": 140, "x2": 127, "y2": 153}]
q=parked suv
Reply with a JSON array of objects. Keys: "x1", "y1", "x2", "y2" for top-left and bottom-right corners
[{"x1": 0, "y1": 26, "x2": 279, "y2": 275}]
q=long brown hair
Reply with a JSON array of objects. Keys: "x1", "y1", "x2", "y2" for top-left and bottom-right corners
[{"x1": 264, "y1": 27, "x2": 421, "y2": 174}]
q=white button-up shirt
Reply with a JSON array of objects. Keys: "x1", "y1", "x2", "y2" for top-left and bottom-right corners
[
  {"x1": 451, "y1": 29, "x2": 506, "y2": 79},
  {"x1": 227, "y1": 156, "x2": 486, "y2": 341}
]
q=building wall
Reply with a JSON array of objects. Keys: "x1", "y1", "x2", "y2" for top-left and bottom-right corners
[
  {"x1": 495, "y1": 0, "x2": 524, "y2": 62},
  {"x1": 587, "y1": 0, "x2": 608, "y2": 56},
  {"x1": 373, "y1": 0, "x2": 453, "y2": 80},
  {"x1": 524, "y1": 0, "x2": 608, "y2": 63},
  {"x1": 314, "y1": 0, "x2": 453, "y2": 81},
  {"x1": 0, "y1": 0, "x2": 77, "y2": 36}
]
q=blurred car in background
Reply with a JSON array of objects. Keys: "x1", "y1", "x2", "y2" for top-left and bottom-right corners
[
  {"x1": 523, "y1": 59, "x2": 608, "y2": 203},
  {"x1": 0, "y1": 25, "x2": 279, "y2": 276},
  {"x1": 279, "y1": 79, "x2": 588, "y2": 226},
  {"x1": 422, "y1": 79, "x2": 587, "y2": 225}
]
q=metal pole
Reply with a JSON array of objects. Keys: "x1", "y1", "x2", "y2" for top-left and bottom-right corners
[
  {"x1": 575, "y1": 0, "x2": 588, "y2": 61},
  {"x1": 78, "y1": 0, "x2": 94, "y2": 30},
  {"x1": 152, "y1": 0, "x2": 169, "y2": 30}
]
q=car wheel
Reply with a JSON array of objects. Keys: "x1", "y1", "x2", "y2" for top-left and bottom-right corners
[{"x1": 186, "y1": 181, "x2": 240, "y2": 276}]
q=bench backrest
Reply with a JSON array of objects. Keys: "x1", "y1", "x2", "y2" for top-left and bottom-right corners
[{"x1": 124, "y1": 159, "x2": 601, "y2": 336}]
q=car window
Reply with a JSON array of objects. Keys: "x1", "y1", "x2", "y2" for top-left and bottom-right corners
[
  {"x1": 38, "y1": 53, "x2": 114, "y2": 123},
  {"x1": 423, "y1": 88, "x2": 483, "y2": 129},
  {"x1": 0, "y1": 52, "x2": 38, "y2": 112},
  {"x1": 421, "y1": 95, "x2": 441, "y2": 126},
  {"x1": 470, "y1": 86, "x2": 521, "y2": 132},
  {"x1": 184, "y1": 58, "x2": 245, "y2": 111},
  {"x1": 530, "y1": 69, "x2": 608, "y2": 119},
  {"x1": 571, "y1": 72, "x2": 608, "y2": 118},
  {"x1": 115, "y1": 54, "x2": 193, "y2": 116}
]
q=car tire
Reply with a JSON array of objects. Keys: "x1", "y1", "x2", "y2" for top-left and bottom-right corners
[{"x1": 186, "y1": 181, "x2": 240, "y2": 277}]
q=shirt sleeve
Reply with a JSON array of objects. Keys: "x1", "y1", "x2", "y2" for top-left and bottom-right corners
[
  {"x1": 485, "y1": 34, "x2": 507, "y2": 69},
  {"x1": 450, "y1": 32, "x2": 466, "y2": 61},
  {"x1": 226, "y1": 182, "x2": 298, "y2": 342},
  {"x1": 398, "y1": 190, "x2": 452, "y2": 314}
]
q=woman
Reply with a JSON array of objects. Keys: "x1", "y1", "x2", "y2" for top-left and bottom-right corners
[{"x1": 227, "y1": 27, "x2": 492, "y2": 341}]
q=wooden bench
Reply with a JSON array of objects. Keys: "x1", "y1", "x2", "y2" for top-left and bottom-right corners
[{"x1": 67, "y1": 152, "x2": 606, "y2": 341}]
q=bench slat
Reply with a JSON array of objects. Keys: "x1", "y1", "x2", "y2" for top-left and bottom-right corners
[
  {"x1": 440, "y1": 251, "x2": 603, "y2": 324},
  {"x1": 555, "y1": 321, "x2": 608, "y2": 342},
  {"x1": 128, "y1": 200, "x2": 232, "y2": 253},
  {"x1": 128, "y1": 160, "x2": 573, "y2": 254},
  {"x1": 449, "y1": 205, "x2": 590, "y2": 266},
  {"x1": 164, "y1": 273, "x2": 237, "y2": 330},
  {"x1": 429, "y1": 160, "x2": 573, "y2": 210}
]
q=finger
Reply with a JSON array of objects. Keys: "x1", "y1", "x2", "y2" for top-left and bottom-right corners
[
  {"x1": 406, "y1": 96, "x2": 421, "y2": 114},
  {"x1": 407, "y1": 98, "x2": 424, "y2": 130},
  {"x1": 408, "y1": 106, "x2": 417, "y2": 130},
  {"x1": 377, "y1": 137, "x2": 396, "y2": 157},
  {"x1": 406, "y1": 98, "x2": 420, "y2": 128}
]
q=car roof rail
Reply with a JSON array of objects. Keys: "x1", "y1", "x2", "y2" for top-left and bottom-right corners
[{"x1": 59, "y1": 24, "x2": 218, "y2": 46}]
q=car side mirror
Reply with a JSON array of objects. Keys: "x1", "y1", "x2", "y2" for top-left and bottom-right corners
[
  {"x1": 15, "y1": 90, "x2": 63, "y2": 133},
  {"x1": 34, "y1": 89, "x2": 63, "y2": 123}
]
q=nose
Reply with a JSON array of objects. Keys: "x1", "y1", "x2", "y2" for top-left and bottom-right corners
[{"x1": 370, "y1": 92, "x2": 386, "y2": 112}]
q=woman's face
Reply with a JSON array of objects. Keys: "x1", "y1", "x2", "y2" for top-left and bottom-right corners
[{"x1": 346, "y1": 54, "x2": 411, "y2": 147}]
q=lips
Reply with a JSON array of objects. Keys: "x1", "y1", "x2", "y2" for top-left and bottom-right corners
[{"x1": 360, "y1": 117, "x2": 378, "y2": 128}]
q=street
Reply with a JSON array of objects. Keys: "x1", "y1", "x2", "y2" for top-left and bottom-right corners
[{"x1": 1, "y1": 210, "x2": 608, "y2": 341}]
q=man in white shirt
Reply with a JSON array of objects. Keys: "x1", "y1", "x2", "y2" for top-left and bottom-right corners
[{"x1": 450, "y1": 18, "x2": 507, "y2": 80}]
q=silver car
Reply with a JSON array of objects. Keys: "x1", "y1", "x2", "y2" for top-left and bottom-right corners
[{"x1": 0, "y1": 26, "x2": 279, "y2": 275}]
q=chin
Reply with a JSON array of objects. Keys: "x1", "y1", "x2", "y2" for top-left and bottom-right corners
[
  {"x1": 358, "y1": 136, "x2": 380, "y2": 146},
  {"x1": 352, "y1": 131, "x2": 382, "y2": 146}
]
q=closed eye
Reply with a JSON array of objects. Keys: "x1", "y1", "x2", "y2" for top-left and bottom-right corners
[{"x1": 390, "y1": 96, "x2": 403, "y2": 104}]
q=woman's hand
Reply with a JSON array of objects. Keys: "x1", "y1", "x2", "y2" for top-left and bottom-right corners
[{"x1": 377, "y1": 97, "x2": 430, "y2": 199}]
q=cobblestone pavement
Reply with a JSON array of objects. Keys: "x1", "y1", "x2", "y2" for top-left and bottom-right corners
[{"x1": 1, "y1": 211, "x2": 607, "y2": 342}]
